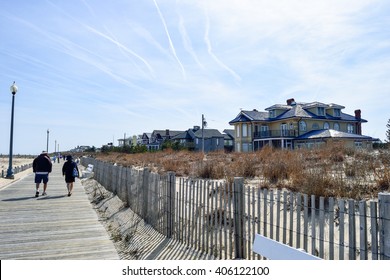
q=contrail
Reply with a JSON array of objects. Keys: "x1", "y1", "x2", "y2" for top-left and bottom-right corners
[
  {"x1": 84, "y1": 25, "x2": 155, "y2": 76},
  {"x1": 204, "y1": 12, "x2": 241, "y2": 82},
  {"x1": 178, "y1": 15, "x2": 205, "y2": 69},
  {"x1": 153, "y1": 0, "x2": 186, "y2": 79},
  {"x1": 47, "y1": 0, "x2": 155, "y2": 77}
]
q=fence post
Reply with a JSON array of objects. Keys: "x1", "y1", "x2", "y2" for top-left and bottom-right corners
[
  {"x1": 379, "y1": 192, "x2": 390, "y2": 260},
  {"x1": 142, "y1": 168, "x2": 150, "y2": 223},
  {"x1": 233, "y1": 177, "x2": 245, "y2": 259},
  {"x1": 166, "y1": 172, "x2": 176, "y2": 238}
]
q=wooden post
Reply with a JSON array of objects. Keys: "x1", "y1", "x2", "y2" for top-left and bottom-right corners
[
  {"x1": 379, "y1": 192, "x2": 390, "y2": 260},
  {"x1": 370, "y1": 201, "x2": 378, "y2": 260},
  {"x1": 166, "y1": 172, "x2": 175, "y2": 238},
  {"x1": 142, "y1": 168, "x2": 150, "y2": 223},
  {"x1": 233, "y1": 177, "x2": 244, "y2": 259}
]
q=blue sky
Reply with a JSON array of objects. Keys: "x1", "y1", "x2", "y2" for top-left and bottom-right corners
[{"x1": 1, "y1": 0, "x2": 389, "y2": 155}]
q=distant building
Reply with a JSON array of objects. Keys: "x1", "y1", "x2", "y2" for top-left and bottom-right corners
[
  {"x1": 144, "y1": 129, "x2": 184, "y2": 151},
  {"x1": 172, "y1": 126, "x2": 225, "y2": 152},
  {"x1": 70, "y1": 145, "x2": 92, "y2": 152}
]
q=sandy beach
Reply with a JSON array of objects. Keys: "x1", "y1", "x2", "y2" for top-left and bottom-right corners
[{"x1": 0, "y1": 157, "x2": 34, "y2": 190}]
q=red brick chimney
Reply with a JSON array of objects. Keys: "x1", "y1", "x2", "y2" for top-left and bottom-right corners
[{"x1": 355, "y1": 110, "x2": 362, "y2": 135}]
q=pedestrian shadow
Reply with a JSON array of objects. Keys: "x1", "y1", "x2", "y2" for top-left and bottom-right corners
[
  {"x1": 2, "y1": 196, "x2": 37, "y2": 201},
  {"x1": 37, "y1": 195, "x2": 68, "y2": 200},
  {"x1": 2, "y1": 195, "x2": 67, "y2": 201}
]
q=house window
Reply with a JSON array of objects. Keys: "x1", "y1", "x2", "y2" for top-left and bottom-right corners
[
  {"x1": 299, "y1": 120, "x2": 307, "y2": 132},
  {"x1": 355, "y1": 141, "x2": 362, "y2": 148},
  {"x1": 261, "y1": 125, "x2": 269, "y2": 137},
  {"x1": 269, "y1": 110, "x2": 274, "y2": 118},
  {"x1": 318, "y1": 107, "x2": 325, "y2": 116},
  {"x1": 281, "y1": 123, "x2": 288, "y2": 136},
  {"x1": 347, "y1": 124, "x2": 354, "y2": 133},
  {"x1": 216, "y1": 138, "x2": 219, "y2": 146},
  {"x1": 236, "y1": 125, "x2": 240, "y2": 137},
  {"x1": 323, "y1": 122, "x2": 330, "y2": 129},
  {"x1": 242, "y1": 124, "x2": 248, "y2": 137},
  {"x1": 334, "y1": 108, "x2": 341, "y2": 117},
  {"x1": 334, "y1": 123, "x2": 340, "y2": 131}
]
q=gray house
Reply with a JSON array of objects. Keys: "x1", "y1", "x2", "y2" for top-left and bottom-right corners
[{"x1": 172, "y1": 126, "x2": 224, "y2": 152}]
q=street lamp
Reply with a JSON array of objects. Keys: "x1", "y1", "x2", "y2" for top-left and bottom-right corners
[
  {"x1": 6, "y1": 81, "x2": 18, "y2": 179},
  {"x1": 46, "y1": 129, "x2": 49, "y2": 153}
]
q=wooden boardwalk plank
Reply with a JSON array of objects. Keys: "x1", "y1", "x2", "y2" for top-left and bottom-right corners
[{"x1": 0, "y1": 163, "x2": 119, "y2": 260}]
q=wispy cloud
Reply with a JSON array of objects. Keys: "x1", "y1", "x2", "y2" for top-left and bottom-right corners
[
  {"x1": 0, "y1": 0, "x2": 389, "y2": 153},
  {"x1": 152, "y1": 0, "x2": 186, "y2": 79},
  {"x1": 204, "y1": 9, "x2": 242, "y2": 83}
]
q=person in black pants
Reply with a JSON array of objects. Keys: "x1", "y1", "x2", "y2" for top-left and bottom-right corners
[{"x1": 62, "y1": 155, "x2": 79, "y2": 196}]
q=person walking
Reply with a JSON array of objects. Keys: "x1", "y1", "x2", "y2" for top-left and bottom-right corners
[
  {"x1": 62, "y1": 155, "x2": 79, "y2": 196},
  {"x1": 32, "y1": 151, "x2": 53, "y2": 197}
]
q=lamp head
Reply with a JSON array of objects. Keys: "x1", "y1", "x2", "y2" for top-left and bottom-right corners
[{"x1": 10, "y1": 81, "x2": 18, "y2": 95}]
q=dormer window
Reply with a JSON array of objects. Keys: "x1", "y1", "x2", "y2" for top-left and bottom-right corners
[
  {"x1": 269, "y1": 110, "x2": 274, "y2": 118},
  {"x1": 317, "y1": 107, "x2": 325, "y2": 116},
  {"x1": 334, "y1": 108, "x2": 341, "y2": 117}
]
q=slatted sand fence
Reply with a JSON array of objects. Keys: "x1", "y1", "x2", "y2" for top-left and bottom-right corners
[
  {"x1": 240, "y1": 187, "x2": 383, "y2": 260},
  {"x1": 81, "y1": 157, "x2": 390, "y2": 260}
]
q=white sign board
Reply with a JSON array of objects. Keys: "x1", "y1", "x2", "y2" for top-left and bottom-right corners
[{"x1": 253, "y1": 234, "x2": 322, "y2": 260}]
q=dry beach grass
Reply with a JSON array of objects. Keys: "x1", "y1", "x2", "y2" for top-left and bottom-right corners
[{"x1": 92, "y1": 142, "x2": 390, "y2": 200}]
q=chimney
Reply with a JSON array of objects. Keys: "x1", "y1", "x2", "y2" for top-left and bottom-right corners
[
  {"x1": 165, "y1": 129, "x2": 169, "y2": 136},
  {"x1": 355, "y1": 110, "x2": 362, "y2": 135},
  {"x1": 354, "y1": 109, "x2": 361, "y2": 120},
  {"x1": 287, "y1": 98, "x2": 295, "y2": 105}
]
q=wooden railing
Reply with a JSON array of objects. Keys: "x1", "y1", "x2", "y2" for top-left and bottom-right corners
[{"x1": 253, "y1": 129, "x2": 297, "y2": 139}]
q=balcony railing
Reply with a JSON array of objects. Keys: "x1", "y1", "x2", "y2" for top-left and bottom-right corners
[{"x1": 254, "y1": 129, "x2": 297, "y2": 139}]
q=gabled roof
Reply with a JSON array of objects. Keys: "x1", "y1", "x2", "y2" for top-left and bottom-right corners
[
  {"x1": 152, "y1": 130, "x2": 185, "y2": 137},
  {"x1": 223, "y1": 129, "x2": 235, "y2": 138},
  {"x1": 192, "y1": 129, "x2": 224, "y2": 139},
  {"x1": 229, "y1": 102, "x2": 367, "y2": 124},
  {"x1": 229, "y1": 110, "x2": 268, "y2": 124},
  {"x1": 142, "y1": 133, "x2": 152, "y2": 139},
  {"x1": 172, "y1": 130, "x2": 193, "y2": 140},
  {"x1": 296, "y1": 129, "x2": 375, "y2": 140}
]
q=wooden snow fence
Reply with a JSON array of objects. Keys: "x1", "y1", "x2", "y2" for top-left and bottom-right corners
[{"x1": 81, "y1": 157, "x2": 390, "y2": 260}]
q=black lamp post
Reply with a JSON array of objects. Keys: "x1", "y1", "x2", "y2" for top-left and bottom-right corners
[
  {"x1": 46, "y1": 129, "x2": 49, "y2": 153},
  {"x1": 6, "y1": 81, "x2": 18, "y2": 179}
]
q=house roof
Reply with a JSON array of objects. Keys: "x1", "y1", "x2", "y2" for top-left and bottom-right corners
[
  {"x1": 192, "y1": 129, "x2": 223, "y2": 139},
  {"x1": 229, "y1": 102, "x2": 367, "y2": 124},
  {"x1": 172, "y1": 130, "x2": 193, "y2": 140},
  {"x1": 296, "y1": 129, "x2": 376, "y2": 141},
  {"x1": 173, "y1": 128, "x2": 224, "y2": 140},
  {"x1": 229, "y1": 110, "x2": 268, "y2": 124},
  {"x1": 223, "y1": 129, "x2": 235, "y2": 139},
  {"x1": 152, "y1": 130, "x2": 185, "y2": 137}
]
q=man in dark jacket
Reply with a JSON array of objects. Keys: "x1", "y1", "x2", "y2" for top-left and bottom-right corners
[{"x1": 32, "y1": 151, "x2": 52, "y2": 197}]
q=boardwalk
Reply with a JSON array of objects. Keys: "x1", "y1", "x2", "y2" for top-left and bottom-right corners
[{"x1": 0, "y1": 162, "x2": 119, "y2": 260}]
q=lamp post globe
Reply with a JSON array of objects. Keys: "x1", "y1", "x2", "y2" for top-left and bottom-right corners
[{"x1": 6, "y1": 82, "x2": 18, "y2": 179}]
